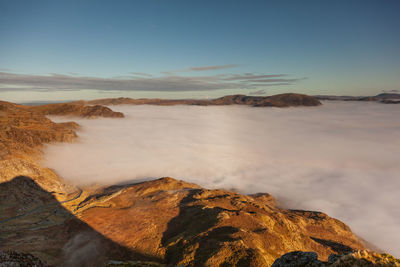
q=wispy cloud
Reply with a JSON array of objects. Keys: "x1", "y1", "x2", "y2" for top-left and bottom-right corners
[
  {"x1": 161, "y1": 64, "x2": 239, "y2": 75},
  {"x1": 245, "y1": 78, "x2": 302, "y2": 83},
  {"x1": 0, "y1": 70, "x2": 304, "y2": 92},
  {"x1": 223, "y1": 74, "x2": 287, "y2": 80},
  {"x1": 249, "y1": 89, "x2": 268, "y2": 95},
  {"x1": 188, "y1": 64, "x2": 239, "y2": 71},
  {"x1": 130, "y1": 72, "x2": 153, "y2": 77}
]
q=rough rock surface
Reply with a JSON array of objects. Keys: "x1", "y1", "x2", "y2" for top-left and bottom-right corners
[
  {"x1": 0, "y1": 177, "x2": 147, "y2": 266},
  {"x1": 0, "y1": 250, "x2": 48, "y2": 267},
  {"x1": 0, "y1": 101, "x2": 78, "y2": 160},
  {"x1": 77, "y1": 177, "x2": 365, "y2": 266},
  {"x1": 272, "y1": 250, "x2": 400, "y2": 266},
  {"x1": 0, "y1": 100, "x2": 80, "y2": 194},
  {"x1": 30, "y1": 103, "x2": 124, "y2": 118},
  {"x1": 0, "y1": 100, "x2": 123, "y2": 193}
]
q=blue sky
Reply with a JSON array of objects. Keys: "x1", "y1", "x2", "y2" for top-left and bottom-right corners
[{"x1": 1, "y1": 0, "x2": 400, "y2": 102}]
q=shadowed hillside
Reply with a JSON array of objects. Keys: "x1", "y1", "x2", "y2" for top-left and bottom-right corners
[{"x1": 0, "y1": 176, "x2": 162, "y2": 266}]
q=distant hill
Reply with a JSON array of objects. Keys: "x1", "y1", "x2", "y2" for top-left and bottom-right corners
[
  {"x1": 82, "y1": 93, "x2": 322, "y2": 107},
  {"x1": 314, "y1": 93, "x2": 400, "y2": 103},
  {"x1": 375, "y1": 93, "x2": 400, "y2": 99}
]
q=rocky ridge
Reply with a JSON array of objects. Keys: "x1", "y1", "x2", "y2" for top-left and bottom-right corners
[
  {"x1": 77, "y1": 177, "x2": 365, "y2": 266},
  {"x1": 80, "y1": 93, "x2": 322, "y2": 107},
  {"x1": 0, "y1": 100, "x2": 123, "y2": 194},
  {"x1": 314, "y1": 93, "x2": 400, "y2": 104}
]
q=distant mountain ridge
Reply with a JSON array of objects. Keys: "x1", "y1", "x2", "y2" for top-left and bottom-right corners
[
  {"x1": 314, "y1": 93, "x2": 400, "y2": 103},
  {"x1": 79, "y1": 93, "x2": 322, "y2": 107}
]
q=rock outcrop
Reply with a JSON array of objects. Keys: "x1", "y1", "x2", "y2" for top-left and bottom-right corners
[
  {"x1": 0, "y1": 101, "x2": 78, "y2": 159},
  {"x1": 77, "y1": 177, "x2": 365, "y2": 266},
  {"x1": 0, "y1": 250, "x2": 48, "y2": 267},
  {"x1": 272, "y1": 250, "x2": 400, "y2": 266},
  {"x1": 0, "y1": 100, "x2": 123, "y2": 194},
  {"x1": 30, "y1": 103, "x2": 124, "y2": 118}
]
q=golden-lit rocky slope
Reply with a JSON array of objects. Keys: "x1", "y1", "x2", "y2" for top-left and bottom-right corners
[
  {"x1": 0, "y1": 100, "x2": 123, "y2": 194},
  {"x1": 76, "y1": 177, "x2": 365, "y2": 266},
  {"x1": 31, "y1": 102, "x2": 124, "y2": 118},
  {"x1": 1, "y1": 96, "x2": 399, "y2": 266}
]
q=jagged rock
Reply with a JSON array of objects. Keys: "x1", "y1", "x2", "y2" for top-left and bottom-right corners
[
  {"x1": 331, "y1": 250, "x2": 400, "y2": 266},
  {"x1": 272, "y1": 250, "x2": 400, "y2": 267},
  {"x1": 271, "y1": 251, "x2": 324, "y2": 267},
  {"x1": 104, "y1": 260, "x2": 166, "y2": 266},
  {"x1": 0, "y1": 250, "x2": 48, "y2": 267}
]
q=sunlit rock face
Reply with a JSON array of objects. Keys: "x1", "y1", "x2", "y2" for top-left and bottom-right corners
[{"x1": 77, "y1": 177, "x2": 365, "y2": 266}]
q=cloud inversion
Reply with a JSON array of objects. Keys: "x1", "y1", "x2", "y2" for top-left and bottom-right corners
[{"x1": 44, "y1": 102, "x2": 400, "y2": 256}]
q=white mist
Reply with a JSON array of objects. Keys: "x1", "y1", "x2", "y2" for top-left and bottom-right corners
[{"x1": 44, "y1": 101, "x2": 400, "y2": 256}]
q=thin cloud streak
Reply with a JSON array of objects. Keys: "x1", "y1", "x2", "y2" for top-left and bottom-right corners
[
  {"x1": 223, "y1": 74, "x2": 288, "y2": 80},
  {"x1": 0, "y1": 71, "x2": 303, "y2": 92},
  {"x1": 188, "y1": 64, "x2": 239, "y2": 71},
  {"x1": 249, "y1": 89, "x2": 268, "y2": 95},
  {"x1": 130, "y1": 72, "x2": 153, "y2": 77},
  {"x1": 161, "y1": 64, "x2": 239, "y2": 74},
  {"x1": 247, "y1": 78, "x2": 301, "y2": 83}
]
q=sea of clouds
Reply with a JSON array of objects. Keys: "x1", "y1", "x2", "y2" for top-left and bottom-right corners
[{"x1": 44, "y1": 101, "x2": 400, "y2": 256}]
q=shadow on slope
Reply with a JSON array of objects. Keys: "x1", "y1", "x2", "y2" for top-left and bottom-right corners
[
  {"x1": 0, "y1": 176, "x2": 159, "y2": 266},
  {"x1": 161, "y1": 189, "x2": 261, "y2": 267}
]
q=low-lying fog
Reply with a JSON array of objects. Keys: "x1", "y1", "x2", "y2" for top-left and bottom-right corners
[{"x1": 44, "y1": 101, "x2": 400, "y2": 256}]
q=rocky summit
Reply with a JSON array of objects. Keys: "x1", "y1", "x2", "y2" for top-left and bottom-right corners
[
  {"x1": 0, "y1": 95, "x2": 398, "y2": 266},
  {"x1": 77, "y1": 177, "x2": 365, "y2": 266}
]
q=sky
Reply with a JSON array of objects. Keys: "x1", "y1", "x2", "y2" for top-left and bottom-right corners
[{"x1": 1, "y1": 0, "x2": 400, "y2": 102}]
